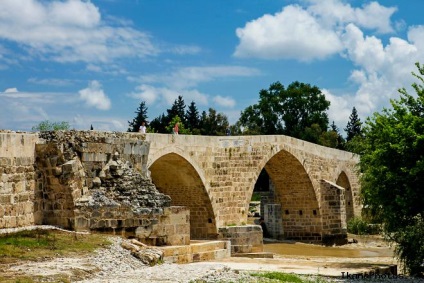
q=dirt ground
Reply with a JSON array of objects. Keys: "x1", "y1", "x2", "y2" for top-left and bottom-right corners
[{"x1": 0, "y1": 233, "x2": 400, "y2": 282}]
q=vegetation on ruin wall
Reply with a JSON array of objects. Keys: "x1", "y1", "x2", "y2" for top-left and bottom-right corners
[
  {"x1": 356, "y1": 62, "x2": 424, "y2": 277},
  {"x1": 31, "y1": 120, "x2": 70, "y2": 131}
]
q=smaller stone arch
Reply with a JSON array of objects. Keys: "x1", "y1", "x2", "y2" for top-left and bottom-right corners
[
  {"x1": 250, "y1": 147, "x2": 322, "y2": 242},
  {"x1": 336, "y1": 171, "x2": 354, "y2": 222},
  {"x1": 148, "y1": 149, "x2": 217, "y2": 240}
]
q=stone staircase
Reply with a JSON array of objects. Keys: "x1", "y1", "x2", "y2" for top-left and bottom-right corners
[{"x1": 159, "y1": 240, "x2": 231, "y2": 263}]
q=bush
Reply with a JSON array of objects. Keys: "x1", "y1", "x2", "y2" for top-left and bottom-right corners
[{"x1": 347, "y1": 217, "x2": 380, "y2": 235}]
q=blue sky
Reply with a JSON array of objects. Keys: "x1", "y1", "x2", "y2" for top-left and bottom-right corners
[{"x1": 1, "y1": 0, "x2": 424, "y2": 133}]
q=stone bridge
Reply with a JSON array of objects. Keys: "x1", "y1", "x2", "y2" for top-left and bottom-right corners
[
  {"x1": 0, "y1": 131, "x2": 360, "y2": 245},
  {"x1": 144, "y1": 134, "x2": 360, "y2": 243}
]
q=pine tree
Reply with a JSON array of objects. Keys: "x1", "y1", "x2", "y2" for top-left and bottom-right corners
[
  {"x1": 344, "y1": 107, "x2": 362, "y2": 142},
  {"x1": 128, "y1": 101, "x2": 148, "y2": 132},
  {"x1": 330, "y1": 121, "x2": 345, "y2": 149},
  {"x1": 149, "y1": 113, "x2": 167, "y2": 133},
  {"x1": 167, "y1": 96, "x2": 186, "y2": 127},
  {"x1": 185, "y1": 101, "x2": 200, "y2": 132}
]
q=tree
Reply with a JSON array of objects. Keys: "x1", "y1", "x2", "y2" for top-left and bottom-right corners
[
  {"x1": 167, "y1": 95, "x2": 186, "y2": 127},
  {"x1": 128, "y1": 101, "x2": 148, "y2": 132},
  {"x1": 149, "y1": 113, "x2": 167, "y2": 133},
  {"x1": 199, "y1": 108, "x2": 229, "y2": 136},
  {"x1": 32, "y1": 120, "x2": 70, "y2": 131},
  {"x1": 330, "y1": 121, "x2": 345, "y2": 149},
  {"x1": 359, "y1": 63, "x2": 424, "y2": 276},
  {"x1": 238, "y1": 81, "x2": 330, "y2": 142},
  {"x1": 165, "y1": 115, "x2": 190, "y2": 134},
  {"x1": 239, "y1": 82, "x2": 284, "y2": 135},
  {"x1": 344, "y1": 107, "x2": 362, "y2": 142},
  {"x1": 185, "y1": 101, "x2": 201, "y2": 134},
  {"x1": 282, "y1": 81, "x2": 330, "y2": 138}
]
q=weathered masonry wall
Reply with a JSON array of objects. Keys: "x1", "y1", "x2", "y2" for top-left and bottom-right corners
[
  {"x1": 1, "y1": 131, "x2": 361, "y2": 246},
  {"x1": 146, "y1": 134, "x2": 361, "y2": 244},
  {"x1": 0, "y1": 132, "x2": 38, "y2": 228}
]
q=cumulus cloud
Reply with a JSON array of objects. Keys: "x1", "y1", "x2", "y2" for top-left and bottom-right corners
[
  {"x1": 0, "y1": 0, "x2": 157, "y2": 63},
  {"x1": 79, "y1": 81, "x2": 111, "y2": 110},
  {"x1": 234, "y1": 0, "x2": 424, "y2": 128},
  {"x1": 234, "y1": 0, "x2": 397, "y2": 61},
  {"x1": 234, "y1": 5, "x2": 342, "y2": 61}
]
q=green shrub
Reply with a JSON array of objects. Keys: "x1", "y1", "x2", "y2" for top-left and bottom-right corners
[{"x1": 347, "y1": 217, "x2": 380, "y2": 235}]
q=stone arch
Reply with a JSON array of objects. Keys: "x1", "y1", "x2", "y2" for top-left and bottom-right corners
[
  {"x1": 336, "y1": 171, "x2": 354, "y2": 222},
  {"x1": 251, "y1": 148, "x2": 322, "y2": 242},
  {"x1": 148, "y1": 151, "x2": 217, "y2": 240}
]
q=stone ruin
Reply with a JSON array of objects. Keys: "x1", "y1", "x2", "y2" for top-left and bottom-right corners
[{"x1": 34, "y1": 130, "x2": 190, "y2": 246}]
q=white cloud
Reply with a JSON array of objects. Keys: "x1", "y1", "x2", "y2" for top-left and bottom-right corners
[
  {"x1": 129, "y1": 84, "x2": 209, "y2": 107},
  {"x1": 136, "y1": 66, "x2": 260, "y2": 89},
  {"x1": 129, "y1": 65, "x2": 259, "y2": 109},
  {"x1": 78, "y1": 81, "x2": 111, "y2": 110},
  {"x1": 213, "y1": 95, "x2": 236, "y2": 108},
  {"x1": 307, "y1": 0, "x2": 397, "y2": 33},
  {"x1": 234, "y1": 0, "x2": 397, "y2": 61},
  {"x1": 4, "y1": 87, "x2": 18, "y2": 93},
  {"x1": 234, "y1": 0, "x2": 423, "y2": 127},
  {"x1": 28, "y1": 78, "x2": 73, "y2": 86},
  {"x1": 322, "y1": 89, "x2": 353, "y2": 131},
  {"x1": 234, "y1": 5, "x2": 342, "y2": 61},
  {"x1": 0, "y1": 88, "x2": 80, "y2": 130},
  {"x1": 0, "y1": 0, "x2": 157, "y2": 63}
]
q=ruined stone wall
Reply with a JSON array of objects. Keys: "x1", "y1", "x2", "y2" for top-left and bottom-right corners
[
  {"x1": 32, "y1": 131, "x2": 187, "y2": 246},
  {"x1": 0, "y1": 132, "x2": 38, "y2": 228}
]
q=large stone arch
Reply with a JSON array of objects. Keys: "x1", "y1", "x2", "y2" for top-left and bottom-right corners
[
  {"x1": 336, "y1": 171, "x2": 354, "y2": 222},
  {"x1": 251, "y1": 148, "x2": 322, "y2": 242},
  {"x1": 148, "y1": 150, "x2": 217, "y2": 240}
]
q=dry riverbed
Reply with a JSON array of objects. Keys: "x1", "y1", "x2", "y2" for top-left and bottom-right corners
[{"x1": 1, "y1": 230, "x2": 423, "y2": 283}]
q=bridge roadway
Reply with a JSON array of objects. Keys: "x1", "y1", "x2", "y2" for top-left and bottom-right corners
[{"x1": 144, "y1": 133, "x2": 360, "y2": 242}]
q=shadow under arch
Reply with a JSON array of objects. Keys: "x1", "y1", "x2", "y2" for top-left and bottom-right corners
[
  {"x1": 252, "y1": 149, "x2": 322, "y2": 242},
  {"x1": 336, "y1": 171, "x2": 354, "y2": 222},
  {"x1": 149, "y1": 152, "x2": 217, "y2": 240}
]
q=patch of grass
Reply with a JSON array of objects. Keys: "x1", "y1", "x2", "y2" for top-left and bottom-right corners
[
  {"x1": 251, "y1": 272, "x2": 331, "y2": 283},
  {"x1": 0, "y1": 229, "x2": 110, "y2": 264},
  {"x1": 0, "y1": 274, "x2": 71, "y2": 283},
  {"x1": 251, "y1": 272, "x2": 304, "y2": 282}
]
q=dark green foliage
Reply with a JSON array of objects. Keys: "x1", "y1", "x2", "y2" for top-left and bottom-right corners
[
  {"x1": 238, "y1": 82, "x2": 284, "y2": 135},
  {"x1": 344, "y1": 107, "x2": 363, "y2": 142},
  {"x1": 238, "y1": 81, "x2": 332, "y2": 146},
  {"x1": 185, "y1": 101, "x2": 201, "y2": 134},
  {"x1": 330, "y1": 121, "x2": 346, "y2": 149},
  {"x1": 32, "y1": 120, "x2": 70, "y2": 131},
  {"x1": 282, "y1": 81, "x2": 330, "y2": 139},
  {"x1": 167, "y1": 95, "x2": 186, "y2": 127},
  {"x1": 347, "y1": 217, "x2": 380, "y2": 235},
  {"x1": 360, "y1": 62, "x2": 424, "y2": 276},
  {"x1": 149, "y1": 113, "x2": 167, "y2": 133},
  {"x1": 128, "y1": 101, "x2": 148, "y2": 132},
  {"x1": 199, "y1": 108, "x2": 229, "y2": 136}
]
